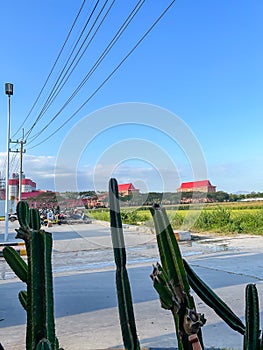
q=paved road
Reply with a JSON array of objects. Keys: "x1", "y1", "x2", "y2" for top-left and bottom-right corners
[{"x1": 0, "y1": 221, "x2": 263, "y2": 349}]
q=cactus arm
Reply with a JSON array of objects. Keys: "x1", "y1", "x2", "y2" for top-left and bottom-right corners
[
  {"x1": 30, "y1": 208, "x2": 41, "y2": 231},
  {"x1": 109, "y1": 178, "x2": 140, "y2": 350},
  {"x1": 2, "y1": 246, "x2": 28, "y2": 283},
  {"x1": 18, "y1": 290, "x2": 27, "y2": 311},
  {"x1": 244, "y1": 284, "x2": 261, "y2": 349},
  {"x1": 17, "y1": 201, "x2": 30, "y2": 230},
  {"x1": 183, "y1": 259, "x2": 245, "y2": 335}
]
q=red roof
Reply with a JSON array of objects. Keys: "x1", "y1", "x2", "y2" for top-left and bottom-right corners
[
  {"x1": 118, "y1": 183, "x2": 137, "y2": 191},
  {"x1": 21, "y1": 190, "x2": 45, "y2": 199},
  {"x1": 180, "y1": 180, "x2": 213, "y2": 189}
]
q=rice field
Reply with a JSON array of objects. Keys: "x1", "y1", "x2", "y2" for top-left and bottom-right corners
[{"x1": 88, "y1": 201, "x2": 263, "y2": 235}]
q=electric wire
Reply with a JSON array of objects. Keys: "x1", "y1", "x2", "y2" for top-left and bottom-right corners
[
  {"x1": 26, "y1": 0, "x2": 146, "y2": 144},
  {"x1": 28, "y1": 0, "x2": 114, "y2": 132},
  {"x1": 11, "y1": 0, "x2": 87, "y2": 139},
  {"x1": 27, "y1": 0, "x2": 177, "y2": 150},
  {"x1": 25, "y1": 0, "x2": 101, "y2": 141}
]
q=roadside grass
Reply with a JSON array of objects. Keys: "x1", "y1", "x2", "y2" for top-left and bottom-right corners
[{"x1": 87, "y1": 202, "x2": 263, "y2": 235}]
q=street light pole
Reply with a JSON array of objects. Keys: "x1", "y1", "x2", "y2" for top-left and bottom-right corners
[{"x1": 4, "y1": 83, "x2": 13, "y2": 242}]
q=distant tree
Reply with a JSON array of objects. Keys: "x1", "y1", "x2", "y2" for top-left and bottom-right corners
[
  {"x1": 215, "y1": 191, "x2": 229, "y2": 202},
  {"x1": 144, "y1": 192, "x2": 163, "y2": 205},
  {"x1": 79, "y1": 191, "x2": 97, "y2": 198},
  {"x1": 246, "y1": 191, "x2": 263, "y2": 199}
]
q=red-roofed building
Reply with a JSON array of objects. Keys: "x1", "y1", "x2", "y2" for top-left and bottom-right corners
[
  {"x1": 177, "y1": 180, "x2": 216, "y2": 193},
  {"x1": 7, "y1": 173, "x2": 38, "y2": 200},
  {"x1": 118, "y1": 183, "x2": 139, "y2": 196}
]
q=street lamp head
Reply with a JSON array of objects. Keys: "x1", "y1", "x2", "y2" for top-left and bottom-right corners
[{"x1": 5, "y1": 83, "x2": 13, "y2": 96}]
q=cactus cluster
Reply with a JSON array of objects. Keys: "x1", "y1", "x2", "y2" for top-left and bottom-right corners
[
  {"x1": 149, "y1": 204, "x2": 205, "y2": 349},
  {"x1": 3, "y1": 201, "x2": 62, "y2": 350},
  {"x1": 109, "y1": 178, "x2": 263, "y2": 350}
]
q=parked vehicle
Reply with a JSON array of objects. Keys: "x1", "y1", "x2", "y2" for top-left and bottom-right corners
[
  {"x1": 0, "y1": 199, "x2": 17, "y2": 221},
  {"x1": 9, "y1": 213, "x2": 18, "y2": 222},
  {"x1": 61, "y1": 212, "x2": 92, "y2": 224}
]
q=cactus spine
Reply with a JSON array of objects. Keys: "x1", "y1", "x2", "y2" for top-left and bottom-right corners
[
  {"x1": 109, "y1": 178, "x2": 140, "y2": 350},
  {"x1": 149, "y1": 204, "x2": 205, "y2": 349},
  {"x1": 3, "y1": 201, "x2": 62, "y2": 350}
]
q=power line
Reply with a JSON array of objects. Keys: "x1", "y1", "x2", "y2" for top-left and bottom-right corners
[
  {"x1": 11, "y1": 0, "x2": 88, "y2": 139},
  {"x1": 28, "y1": 0, "x2": 177, "y2": 150},
  {"x1": 26, "y1": 0, "x2": 146, "y2": 145},
  {"x1": 26, "y1": 0, "x2": 102, "y2": 139},
  {"x1": 27, "y1": 0, "x2": 115, "y2": 137}
]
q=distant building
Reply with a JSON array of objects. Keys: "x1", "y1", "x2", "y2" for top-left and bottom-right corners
[
  {"x1": 177, "y1": 180, "x2": 216, "y2": 193},
  {"x1": 7, "y1": 173, "x2": 37, "y2": 200},
  {"x1": 118, "y1": 183, "x2": 139, "y2": 196}
]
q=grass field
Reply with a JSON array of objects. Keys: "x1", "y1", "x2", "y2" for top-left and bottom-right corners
[{"x1": 87, "y1": 201, "x2": 263, "y2": 235}]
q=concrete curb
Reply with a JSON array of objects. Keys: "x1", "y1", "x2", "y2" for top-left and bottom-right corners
[
  {"x1": 94, "y1": 220, "x2": 192, "y2": 241},
  {"x1": 0, "y1": 241, "x2": 25, "y2": 246},
  {"x1": 173, "y1": 230, "x2": 192, "y2": 241}
]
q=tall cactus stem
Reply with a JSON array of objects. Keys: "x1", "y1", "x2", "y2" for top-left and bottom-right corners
[
  {"x1": 109, "y1": 178, "x2": 140, "y2": 350},
  {"x1": 149, "y1": 205, "x2": 192, "y2": 306},
  {"x1": 244, "y1": 284, "x2": 261, "y2": 350},
  {"x1": 3, "y1": 201, "x2": 60, "y2": 350}
]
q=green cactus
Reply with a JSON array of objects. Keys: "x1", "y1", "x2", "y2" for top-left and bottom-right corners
[
  {"x1": 151, "y1": 262, "x2": 180, "y2": 311},
  {"x1": 244, "y1": 284, "x2": 261, "y2": 350},
  {"x1": 3, "y1": 201, "x2": 62, "y2": 350},
  {"x1": 149, "y1": 204, "x2": 205, "y2": 350},
  {"x1": 183, "y1": 259, "x2": 245, "y2": 335},
  {"x1": 35, "y1": 339, "x2": 52, "y2": 350},
  {"x1": 3, "y1": 246, "x2": 28, "y2": 283},
  {"x1": 109, "y1": 178, "x2": 140, "y2": 350},
  {"x1": 18, "y1": 290, "x2": 28, "y2": 311},
  {"x1": 17, "y1": 200, "x2": 30, "y2": 230}
]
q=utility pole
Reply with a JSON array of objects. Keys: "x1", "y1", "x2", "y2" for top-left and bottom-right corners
[
  {"x1": 10, "y1": 129, "x2": 26, "y2": 202},
  {"x1": 4, "y1": 83, "x2": 13, "y2": 242}
]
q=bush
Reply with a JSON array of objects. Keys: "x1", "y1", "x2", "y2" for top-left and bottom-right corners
[
  {"x1": 121, "y1": 210, "x2": 149, "y2": 225},
  {"x1": 170, "y1": 212, "x2": 184, "y2": 228}
]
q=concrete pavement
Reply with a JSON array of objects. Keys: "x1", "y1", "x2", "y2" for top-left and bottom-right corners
[{"x1": 0, "y1": 221, "x2": 263, "y2": 349}]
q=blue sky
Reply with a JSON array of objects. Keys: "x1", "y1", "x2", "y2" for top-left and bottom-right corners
[{"x1": 0, "y1": 1, "x2": 262, "y2": 193}]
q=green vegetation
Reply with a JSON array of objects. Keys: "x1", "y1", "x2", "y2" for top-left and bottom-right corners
[{"x1": 88, "y1": 202, "x2": 263, "y2": 235}]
